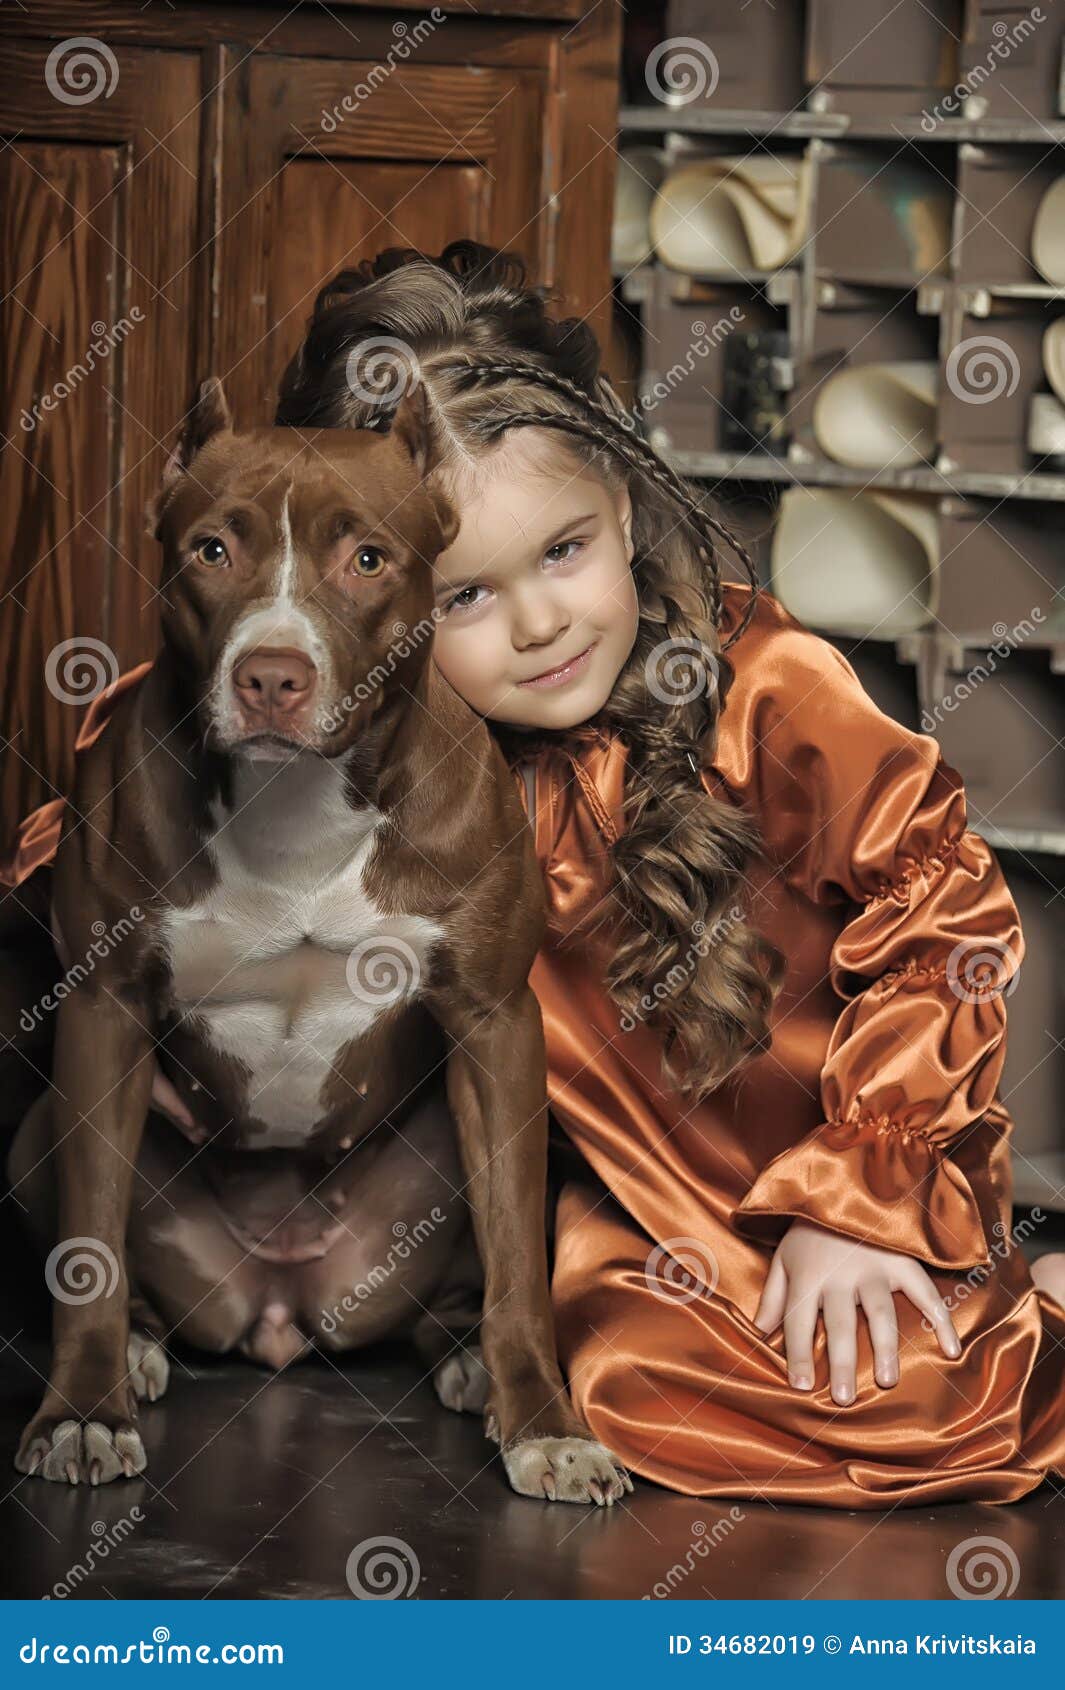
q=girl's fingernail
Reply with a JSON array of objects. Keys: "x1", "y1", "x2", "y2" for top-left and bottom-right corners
[
  {"x1": 877, "y1": 1365, "x2": 898, "y2": 1387},
  {"x1": 789, "y1": 1372, "x2": 812, "y2": 1390},
  {"x1": 833, "y1": 1383, "x2": 854, "y2": 1405}
]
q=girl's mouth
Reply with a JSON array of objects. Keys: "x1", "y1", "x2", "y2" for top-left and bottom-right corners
[{"x1": 518, "y1": 642, "x2": 597, "y2": 689}]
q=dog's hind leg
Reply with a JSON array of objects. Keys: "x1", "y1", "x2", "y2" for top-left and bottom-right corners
[{"x1": 411, "y1": 1223, "x2": 489, "y2": 1417}]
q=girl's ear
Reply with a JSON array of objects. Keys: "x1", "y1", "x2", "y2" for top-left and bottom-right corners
[
  {"x1": 428, "y1": 483, "x2": 460, "y2": 553},
  {"x1": 615, "y1": 482, "x2": 634, "y2": 561}
]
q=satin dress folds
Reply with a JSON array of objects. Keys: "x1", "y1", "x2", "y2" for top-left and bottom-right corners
[{"x1": 3, "y1": 585, "x2": 1063, "y2": 1507}]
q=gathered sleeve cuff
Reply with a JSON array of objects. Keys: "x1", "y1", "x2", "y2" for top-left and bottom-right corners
[{"x1": 725, "y1": 610, "x2": 1021, "y2": 1272}]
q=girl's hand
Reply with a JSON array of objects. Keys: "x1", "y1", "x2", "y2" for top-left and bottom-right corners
[{"x1": 753, "y1": 1219, "x2": 962, "y2": 1405}]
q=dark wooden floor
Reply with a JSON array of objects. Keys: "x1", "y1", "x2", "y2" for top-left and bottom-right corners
[{"x1": 2, "y1": 1228, "x2": 1064, "y2": 1601}]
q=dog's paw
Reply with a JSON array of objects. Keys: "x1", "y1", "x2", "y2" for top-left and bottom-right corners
[
  {"x1": 127, "y1": 1328, "x2": 169, "y2": 1404},
  {"x1": 15, "y1": 1416, "x2": 147, "y2": 1486},
  {"x1": 502, "y1": 1436, "x2": 634, "y2": 1506},
  {"x1": 433, "y1": 1346, "x2": 490, "y2": 1414}
]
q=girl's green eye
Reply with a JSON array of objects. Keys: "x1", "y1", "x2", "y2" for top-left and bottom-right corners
[{"x1": 195, "y1": 536, "x2": 229, "y2": 568}]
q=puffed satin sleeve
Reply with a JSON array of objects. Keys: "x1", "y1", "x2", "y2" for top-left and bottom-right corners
[{"x1": 728, "y1": 620, "x2": 1022, "y2": 1273}]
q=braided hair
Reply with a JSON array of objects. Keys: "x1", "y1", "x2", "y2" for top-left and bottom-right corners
[{"x1": 277, "y1": 241, "x2": 786, "y2": 1097}]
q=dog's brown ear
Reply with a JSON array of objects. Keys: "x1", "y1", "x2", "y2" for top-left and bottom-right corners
[
  {"x1": 144, "y1": 376, "x2": 233, "y2": 539},
  {"x1": 388, "y1": 381, "x2": 436, "y2": 480}
]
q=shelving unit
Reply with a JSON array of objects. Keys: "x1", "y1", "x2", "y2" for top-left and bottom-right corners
[{"x1": 611, "y1": 0, "x2": 1065, "y2": 1211}]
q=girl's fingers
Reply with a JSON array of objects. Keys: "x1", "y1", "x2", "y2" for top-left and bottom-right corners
[
  {"x1": 857, "y1": 1282, "x2": 900, "y2": 1388},
  {"x1": 899, "y1": 1267, "x2": 962, "y2": 1359},
  {"x1": 782, "y1": 1281, "x2": 819, "y2": 1391},
  {"x1": 753, "y1": 1250, "x2": 788, "y2": 1335},
  {"x1": 821, "y1": 1289, "x2": 858, "y2": 1406}
]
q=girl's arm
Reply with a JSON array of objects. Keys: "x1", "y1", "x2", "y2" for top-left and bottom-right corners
[{"x1": 719, "y1": 607, "x2": 1022, "y2": 1396}]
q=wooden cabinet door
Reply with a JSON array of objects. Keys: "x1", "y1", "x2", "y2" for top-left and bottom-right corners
[
  {"x1": 0, "y1": 40, "x2": 201, "y2": 828},
  {"x1": 216, "y1": 52, "x2": 549, "y2": 425}
]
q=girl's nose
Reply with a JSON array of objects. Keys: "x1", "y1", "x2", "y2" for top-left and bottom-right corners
[{"x1": 511, "y1": 588, "x2": 570, "y2": 650}]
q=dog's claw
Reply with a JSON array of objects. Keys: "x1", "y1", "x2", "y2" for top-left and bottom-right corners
[
  {"x1": 65, "y1": 1460, "x2": 79, "y2": 1486},
  {"x1": 502, "y1": 1436, "x2": 631, "y2": 1506},
  {"x1": 89, "y1": 1459, "x2": 102, "y2": 1487}
]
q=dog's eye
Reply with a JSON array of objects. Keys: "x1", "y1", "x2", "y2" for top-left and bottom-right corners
[
  {"x1": 194, "y1": 536, "x2": 230, "y2": 568},
  {"x1": 351, "y1": 546, "x2": 386, "y2": 577}
]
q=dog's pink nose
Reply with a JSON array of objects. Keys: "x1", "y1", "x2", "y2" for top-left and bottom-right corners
[{"x1": 232, "y1": 646, "x2": 317, "y2": 725}]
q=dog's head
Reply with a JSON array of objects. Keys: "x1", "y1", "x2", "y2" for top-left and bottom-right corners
[{"x1": 145, "y1": 376, "x2": 459, "y2": 762}]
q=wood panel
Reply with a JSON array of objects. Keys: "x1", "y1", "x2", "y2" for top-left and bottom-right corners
[
  {"x1": 0, "y1": 43, "x2": 202, "y2": 828},
  {"x1": 216, "y1": 53, "x2": 547, "y2": 424}
]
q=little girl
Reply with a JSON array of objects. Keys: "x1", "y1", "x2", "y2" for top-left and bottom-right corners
[{"x1": 8, "y1": 240, "x2": 1065, "y2": 1508}]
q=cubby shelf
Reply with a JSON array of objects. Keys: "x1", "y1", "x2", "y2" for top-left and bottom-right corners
[
  {"x1": 622, "y1": 1, "x2": 1065, "y2": 1208},
  {"x1": 661, "y1": 446, "x2": 1065, "y2": 502},
  {"x1": 620, "y1": 105, "x2": 1065, "y2": 146}
]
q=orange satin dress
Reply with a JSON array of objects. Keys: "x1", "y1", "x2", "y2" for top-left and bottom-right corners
[{"x1": 4, "y1": 583, "x2": 1064, "y2": 1509}]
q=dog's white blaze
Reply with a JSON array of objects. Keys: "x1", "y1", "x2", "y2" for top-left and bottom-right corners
[
  {"x1": 158, "y1": 756, "x2": 444, "y2": 1148},
  {"x1": 211, "y1": 482, "x2": 338, "y2": 745},
  {"x1": 274, "y1": 485, "x2": 297, "y2": 602}
]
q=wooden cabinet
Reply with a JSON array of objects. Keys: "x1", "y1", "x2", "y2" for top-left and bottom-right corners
[{"x1": 0, "y1": 1, "x2": 622, "y2": 831}]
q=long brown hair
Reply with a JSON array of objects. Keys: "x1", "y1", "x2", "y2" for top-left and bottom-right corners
[{"x1": 277, "y1": 241, "x2": 786, "y2": 1097}]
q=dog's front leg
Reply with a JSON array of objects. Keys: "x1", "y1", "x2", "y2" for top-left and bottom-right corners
[
  {"x1": 441, "y1": 985, "x2": 632, "y2": 1505},
  {"x1": 15, "y1": 985, "x2": 155, "y2": 1484}
]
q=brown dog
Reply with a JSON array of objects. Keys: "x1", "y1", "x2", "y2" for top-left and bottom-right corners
[{"x1": 10, "y1": 377, "x2": 630, "y2": 1504}]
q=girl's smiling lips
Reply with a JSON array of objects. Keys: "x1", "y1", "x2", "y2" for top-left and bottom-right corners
[{"x1": 517, "y1": 641, "x2": 598, "y2": 689}]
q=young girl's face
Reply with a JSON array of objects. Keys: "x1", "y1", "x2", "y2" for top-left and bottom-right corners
[{"x1": 429, "y1": 432, "x2": 640, "y2": 731}]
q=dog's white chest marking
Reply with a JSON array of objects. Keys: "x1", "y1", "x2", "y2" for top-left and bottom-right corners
[{"x1": 158, "y1": 757, "x2": 444, "y2": 1147}]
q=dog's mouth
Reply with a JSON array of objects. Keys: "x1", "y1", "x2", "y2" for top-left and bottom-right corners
[{"x1": 232, "y1": 728, "x2": 313, "y2": 761}]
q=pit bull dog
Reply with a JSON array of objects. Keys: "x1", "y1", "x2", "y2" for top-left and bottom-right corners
[{"x1": 9, "y1": 376, "x2": 631, "y2": 1505}]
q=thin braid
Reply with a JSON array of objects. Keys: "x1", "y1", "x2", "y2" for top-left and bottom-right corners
[{"x1": 431, "y1": 356, "x2": 760, "y2": 649}]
